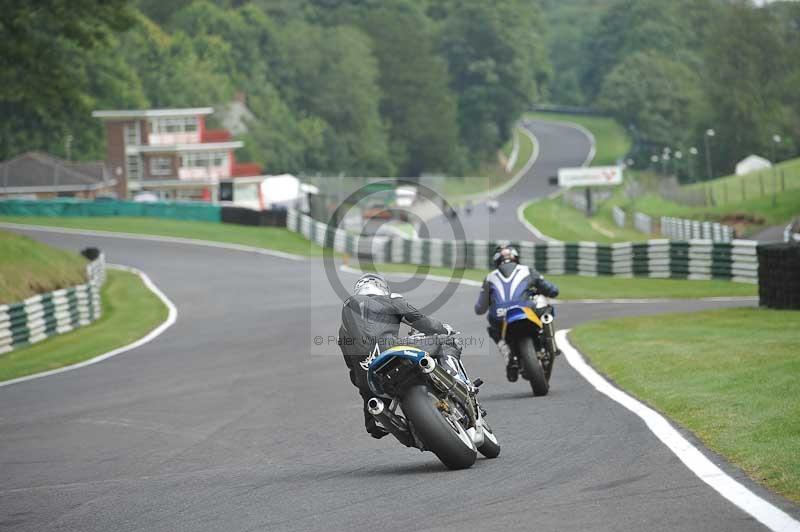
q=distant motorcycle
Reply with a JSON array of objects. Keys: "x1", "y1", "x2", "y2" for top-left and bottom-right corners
[
  {"x1": 486, "y1": 199, "x2": 499, "y2": 213},
  {"x1": 366, "y1": 332, "x2": 500, "y2": 469},
  {"x1": 498, "y1": 294, "x2": 558, "y2": 396}
]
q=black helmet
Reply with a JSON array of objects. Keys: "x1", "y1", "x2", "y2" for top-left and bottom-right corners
[{"x1": 492, "y1": 245, "x2": 519, "y2": 268}]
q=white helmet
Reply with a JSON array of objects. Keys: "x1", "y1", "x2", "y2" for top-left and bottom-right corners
[{"x1": 354, "y1": 273, "x2": 390, "y2": 296}]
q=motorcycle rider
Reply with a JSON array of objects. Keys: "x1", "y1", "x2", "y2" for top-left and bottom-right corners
[
  {"x1": 339, "y1": 273, "x2": 453, "y2": 439},
  {"x1": 474, "y1": 245, "x2": 559, "y2": 382}
]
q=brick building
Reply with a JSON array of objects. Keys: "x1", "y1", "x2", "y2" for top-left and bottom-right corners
[{"x1": 92, "y1": 107, "x2": 262, "y2": 200}]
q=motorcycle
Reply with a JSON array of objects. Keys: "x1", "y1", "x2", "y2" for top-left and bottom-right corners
[
  {"x1": 498, "y1": 294, "x2": 558, "y2": 396},
  {"x1": 365, "y1": 332, "x2": 500, "y2": 470}
]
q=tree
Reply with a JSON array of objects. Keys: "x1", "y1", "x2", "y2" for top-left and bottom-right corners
[
  {"x1": 359, "y1": 4, "x2": 460, "y2": 175},
  {"x1": 701, "y1": 2, "x2": 789, "y2": 174},
  {"x1": 278, "y1": 21, "x2": 393, "y2": 175},
  {"x1": 0, "y1": 0, "x2": 137, "y2": 159},
  {"x1": 579, "y1": 0, "x2": 707, "y2": 102},
  {"x1": 437, "y1": 0, "x2": 547, "y2": 162},
  {"x1": 597, "y1": 51, "x2": 706, "y2": 149}
]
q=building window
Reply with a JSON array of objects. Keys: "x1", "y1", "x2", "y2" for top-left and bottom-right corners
[
  {"x1": 124, "y1": 122, "x2": 141, "y2": 145},
  {"x1": 149, "y1": 157, "x2": 172, "y2": 176},
  {"x1": 126, "y1": 154, "x2": 141, "y2": 179},
  {"x1": 181, "y1": 151, "x2": 229, "y2": 169},
  {"x1": 150, "y1": 116, "x2": 199, "y2": 135}
]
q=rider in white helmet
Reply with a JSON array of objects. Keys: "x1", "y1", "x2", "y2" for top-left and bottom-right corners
[{"x1": 338, "y1": 273, "x2": 453, "y2": 438}]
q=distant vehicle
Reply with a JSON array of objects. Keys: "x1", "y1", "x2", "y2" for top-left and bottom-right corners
[
  {"x1": 133, "y1": 191, "x2": 159, "y2": 203},
  {"x1": 486, "y1": 199, "x2": 499, "y2": 213},
  {"x1": 363, "y1": 203, "x2": 393, "y2": 220},
  {"x1": 395, "y1": 186, "x2": 417, "y2": 208}
]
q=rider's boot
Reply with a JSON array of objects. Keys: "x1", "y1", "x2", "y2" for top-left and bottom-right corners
[{"x1": 497, "y1": 340, "x2": 518, "y2": 382}]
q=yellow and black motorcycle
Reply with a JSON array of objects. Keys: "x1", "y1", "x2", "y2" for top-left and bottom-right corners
[{"x1": 498, "y1": 295, "x2": 558, "y2": 396}]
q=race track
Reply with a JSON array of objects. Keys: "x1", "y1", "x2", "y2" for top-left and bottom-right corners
[
  {"x1": 2, "y1": 229, "x2": 796, "y2": 532},
  {"x1": 424, "y1": 119, "x2": 593, "y2": 241}
]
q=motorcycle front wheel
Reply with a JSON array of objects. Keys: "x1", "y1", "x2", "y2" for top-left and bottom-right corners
[
  {"x1": 402, "y1": 385, "x2": 477, "y2": 470},
  {"x1": 518, "y1": 336, "x2": 549, "y2": 397}
]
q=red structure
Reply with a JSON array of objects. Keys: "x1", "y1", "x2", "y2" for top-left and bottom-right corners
[{"x1": 92, "y1": 107, "x2": 262, "y2": 201}]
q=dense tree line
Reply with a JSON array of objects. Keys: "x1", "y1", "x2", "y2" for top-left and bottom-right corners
[
  {"x1": 0, "y1": 0, "x2": 549, "y2": 177},
  {"x1": 541, "y1": 0, "x2": 800, "y2": 177}
]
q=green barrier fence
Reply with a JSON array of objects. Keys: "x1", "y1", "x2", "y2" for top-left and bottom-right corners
[{"x1": 0, "y1": 199, "x2": 221, "y2": 222}]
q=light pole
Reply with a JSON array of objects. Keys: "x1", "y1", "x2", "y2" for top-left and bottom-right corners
[
  {"x1": 650, "y1": 154, "x2": 659, "y2": 171},
  {"x1": 674, "y1": 150, "x2": 683, "y2": 180},
  {"x1": 704, "y1": 129, "x2": 715, "y2": 181},
  {"x1": 688, "y1": 146, "x2": 699, "y2": 182},
  {"x1": 772, "y1": 133, "x2": 782, "y2": 163},
  {"x1": 771, "y1": 134, "x2": 782, "y2": 206}
]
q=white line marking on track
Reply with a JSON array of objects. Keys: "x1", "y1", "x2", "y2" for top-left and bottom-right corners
[
  {"x1": 0, "y1": 222, "x2": 306, "y2": 261},
  {"x1": 557, "y1": 329, "x2": 800, "y2": 532},
  {"x1": 0, "y1": 264, "x2": 178, "y2": 388}
]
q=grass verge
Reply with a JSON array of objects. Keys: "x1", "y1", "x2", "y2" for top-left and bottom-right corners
[
  {"x1": 351, "y1": 262, "x2": 756, "y2": 300},
  {"x1": 0, "y1": 230, "x2": 88, "y2": 304},
  {"x1": 527, "y1": 112, "x2": 631, "y2": 166},
  {"x1": 523, "y1": 196, "x2": 649, "y2": 243},
  {"x1": 0, "y1": 216, "x2": 323, "y2": 256},
  {"x1": 0, "y1": 268, "x2": 168, "y2": 382},
  {"x1": 618, "y1": 187, "x2": 800, "y2": 236},
  {"x1": 570, "y1": 308, "x2": 800, "y2": 503}
]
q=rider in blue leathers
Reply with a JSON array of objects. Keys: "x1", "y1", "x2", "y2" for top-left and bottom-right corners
[{"x1": 474, "y1": 245, "x2": 559, "y2": 382}]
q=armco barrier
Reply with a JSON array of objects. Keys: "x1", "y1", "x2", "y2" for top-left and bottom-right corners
[
  {"x1": 612, "y1": 206, "x2": 626, "y2": 228},
  {"x1": 661, "y1": 216, "x2": 734, "y2": 243},
  {"x1": 0, "y1": 254, "x2": 106, "y2": 354},
  {"x1": 0, "y1": 199, "x2": 220, "y2": 222},
  {"x1": 286, "y1": 209, "x2": 758, "y2": 283}
]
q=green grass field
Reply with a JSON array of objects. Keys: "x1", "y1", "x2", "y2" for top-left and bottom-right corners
[
  {"x1": 0, "y1": 268, "x2": 168, "y2": 382},
  {"x1": 0, "y1": 216, "x2": 322, "y2": 256},
  {"x1": 351, "y1": 262, "x2": 756, "y2": 300},
  {"x1": 527, "y1": 112, "x2": 631, "y2": 166},
  {"x1": 0, "y1": 230, "x2": 88, "y2": 304},
  {"x1": 522, "y1": 195, "x2": 649, "y2": 243},
  {"x1": 685, "y1": 157, "x2": 800, "y2": 205},
  {"x1": 570, "y1": 308, "x2": 800, "y2": 503},
  {"x1": 609, "y1": 183, "x2": 800, "y2": 237}
]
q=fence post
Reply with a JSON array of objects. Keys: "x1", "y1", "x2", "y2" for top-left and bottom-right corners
[
  {"x1": 758, "y1": 173, "x2": 764, "y2": 198},
  {"x1": 741, "y1": 179, "x2": 746, "y2": 201}
]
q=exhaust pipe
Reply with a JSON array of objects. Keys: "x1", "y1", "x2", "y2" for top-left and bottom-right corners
[
  {"x1": 418, "y1": 355, "x2": 436, "y2": 374},
  {"x1": 367, "y1": 397, "x2": 416, "y2": 448},
  {"x1": 367, "y1": 397, "x2": 384, "y2": 415},
  {"x1": 541, "y1": 313, "x2": 557, "y2": 355}
]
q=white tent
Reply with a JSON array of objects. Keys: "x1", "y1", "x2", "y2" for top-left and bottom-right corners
[{"x1": 735, "y1": 155, "x2": 771, "y2": 176}]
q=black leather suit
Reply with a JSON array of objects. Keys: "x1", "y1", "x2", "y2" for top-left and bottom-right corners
[{"x1": 338, "y1": 293, "x2": 447, "y2": 401}]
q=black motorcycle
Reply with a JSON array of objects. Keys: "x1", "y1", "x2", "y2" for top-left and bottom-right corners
[{"x1": 365, "y1": 333, "x2": 500, "y2": 470}]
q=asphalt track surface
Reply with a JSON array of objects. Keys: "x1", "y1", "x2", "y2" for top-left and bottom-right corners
[
  {"x1": 2, "y1": 229, "x2": 798, "y2": 532},
  {"x1": 424, "y1": 119, "x2": 593, "y2": 241}
]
